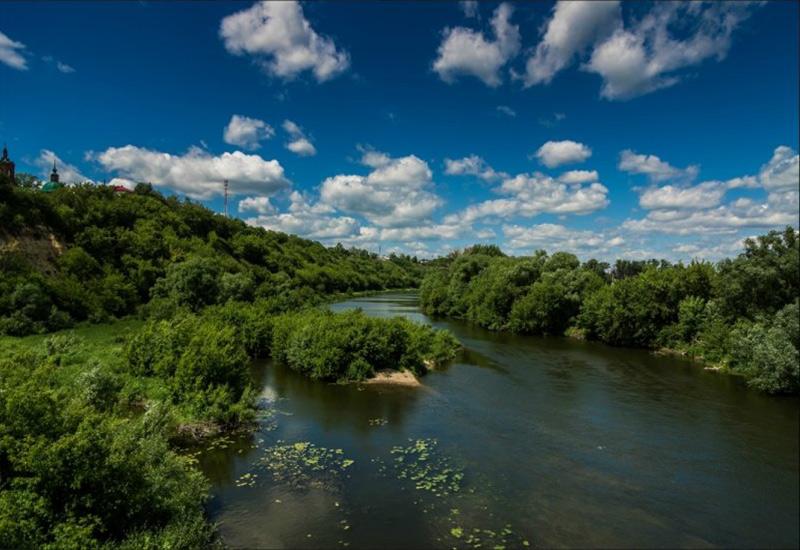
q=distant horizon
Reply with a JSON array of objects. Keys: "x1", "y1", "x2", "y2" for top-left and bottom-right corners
[{"x1": 2, "y1": 1, "x2": 798, "y2": 261}]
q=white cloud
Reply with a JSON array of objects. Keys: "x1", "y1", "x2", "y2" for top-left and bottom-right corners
[
  {"x1": 447, "y1": 171, "x2": 609, "y2": 224},
  {"x1": 283, "y1": 119, "x2": 316, "y2": 156},
  {"x1": 223, "y1": 114, "x2": 274, "y2": 150},
  {"x1": 585, "y1": 3, "x2": 758, "y2": 100},
  {"x1": 433, "y1": 2, "x2": 519, "y2": 87},
  {"x1": 618, "y1": 149, "x2": 698, "y2": 182},
  {"x1": 92, "y1": 145, "x2": 289, "y2": 200},
  {"x1": 496, "y1": 105, "x2": 516, "y2": 117},
  {"x1": 638, "y1": 181, "x2": 728, "y2": 210},
  {"x1": 238, "y1": 195, "x2": 275, "y2": 214},
  {"x1": 499, "y1": 173, "x2": 608, "y2": 216},
  {"x1": 444, "y1": 155, "x2": 506, "y2": 182},
  {"x1": 219, "y1": 1, "x2": 349, "y2": 82},
  {"x1": 559, "y1": 170, "x2": 599, "y2": 184},
  {"x1": 535, "y1": 140, "x2": 592, "y2": 168},
  {"x1": 34, "y1": 150, "x2": 90, "y2": 183},
  {"x1": 42, "y1": 56, "x2": 76, "y2": 73},
  {"x1": 759, "y1": 145, "x2": 799, "y2": 191},
  {"x1": 623, "y1": 201, "x2": 798, "y2": 236},
  {"x1": 56, "y1": 61, "x2": 75, "y2": 73},
  {"x1": 524, "y1": 1, "x2": 620, "y2": 86},
  {"x1": 624, "y1": 146, "x2": 799, "y2": 235},
  {"x1": 0, "y1": 31, "x2": 27, "y2": 70},
  {"x1": 503, "y1": 223, "x2": 623, "y2": 255},
  {"x1": 320, "y1": 151, "x2": 442, "y2": 227},
  {"x1": 244, "y1": 191, "x2": 359, "y2": 240},
  {"x1": 460, "y1": 1, "x2": 479, "y2": 19},
  {"x1": 671, "y1": 237, "x2": 748, "y2": 260}
]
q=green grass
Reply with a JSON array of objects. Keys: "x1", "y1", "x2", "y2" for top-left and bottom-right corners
[
  {"x1": 0, "y1": 317, "x2": 144, "y2": 366},
  {"x1": 0, "y1": 317, "x2": 177, "y2": 416}
]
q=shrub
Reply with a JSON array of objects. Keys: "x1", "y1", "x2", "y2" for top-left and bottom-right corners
[
  {"x1": 730, "y1": 302, "x2": 800, "y2": 394},
  {"x1": 271, "y1": 309, "x2": 460, "y2": 381}
]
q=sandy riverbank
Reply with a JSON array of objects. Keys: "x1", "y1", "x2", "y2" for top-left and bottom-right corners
[{"x1": 363, "y1": 369, "x2": 421, "y2": 387}]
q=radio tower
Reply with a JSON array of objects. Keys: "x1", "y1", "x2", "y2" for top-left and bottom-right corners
[{"x1": 223, "y1": 179, "x2": 229, "y2": 217}]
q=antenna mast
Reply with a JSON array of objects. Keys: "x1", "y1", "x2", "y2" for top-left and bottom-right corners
[{"x1": 223, "y1": 179, "x2": 229, "y2": 217}]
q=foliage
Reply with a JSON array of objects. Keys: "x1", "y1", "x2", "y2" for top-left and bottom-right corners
[
  {"x1": 0, "y1": 182, "x2": 425, "y2": 335},
  {"x1": 271, "y1": 309, "x2": 459, "y2": 381},
  {"x1": 729, "y1": 301, "x2": 799, "y2": 394},
  {"x1": 125, "y1": 314, "x2": 253, "y2": 426},
  {"x1": 0, "y1": 356, "x2": 213, "y2": 549},
  {"x1": 420, "y1": 228, "x2": 800, "y2": 394}
]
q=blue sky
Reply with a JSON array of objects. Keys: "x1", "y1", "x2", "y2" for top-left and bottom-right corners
[{"x1": 1, "y1": 1, "x2": 798, "y2": 260}]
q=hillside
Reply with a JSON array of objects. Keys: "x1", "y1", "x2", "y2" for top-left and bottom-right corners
[{"x1": 0, "y1": 175, "x2": 424, "y2": 336}]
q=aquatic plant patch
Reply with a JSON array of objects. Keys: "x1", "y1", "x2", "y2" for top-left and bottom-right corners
[
  {"x1": 368, "y1": 417, "x2": 389, "y2": 426},
  {"x1": 439, "y1": 508, "x2": 532, "y2": 549},
  {"x1": 260, "y1": 441, "x2": 355, "y2": 490},
  {"x1": 390, "y1": 438, "x2": 464, "y2": 496}
]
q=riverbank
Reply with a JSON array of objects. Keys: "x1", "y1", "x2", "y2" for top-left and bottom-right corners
[{"x1": 362, "y1": 369, "x2": 421, "y2": 387}]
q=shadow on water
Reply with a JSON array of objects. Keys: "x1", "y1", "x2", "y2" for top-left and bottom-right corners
[{"x1": 201, "y1": 291, "x2": 799, "y2": 549}]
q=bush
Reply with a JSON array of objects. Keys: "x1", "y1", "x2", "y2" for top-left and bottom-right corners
[
  {"x1": 125, "y1": 315, "x2": 254, "y2": 425},
  {"x1": 730, "y1": 302, "x2": 800, "y2": 394},
  {"x1": 0, "y1": 356, "x2": 212, "y2": 548},
  {"x1": 271, "y1": 309, "x2": 459, "y2": 381}
]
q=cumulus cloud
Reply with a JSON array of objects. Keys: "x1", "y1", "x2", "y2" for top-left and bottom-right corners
[
  {"x1": 618, "y1": 149, "x2": 698, "y2": 182},
  {"x1": 219, "y1": 1, "x2": 349, "y2": 82},
  {"x1": 624, "y1": 146, "x2": 799, "y2": 235},
  {"x1": 559, "y1": 170, "x2": 599, "y2": 184},
  {"x1": 623, "y1": 200, "x2": 797, "y2": 236},
  {"x1": 319, "y1": 150, "x2": 442, "y2": 227},
  {"x1": 759, "y1": 145, "x2": 799, "y2": 191},
  {"x1": 34, "y1": 150, "x2": 90, "y2": 183},
  {"x1": 433, "y1": 2, "x2": 519, "y2": 87},
  {"x1": 535, "y1": 140, "x2": 592, "y2": 168},
  {"x1": 0, "y1": 31, "x2": 28, "y2": 70},
  {"x1": 444, "y1": 155, "x2": 506, "y2": 182},
  {"x1": 223, "y1": 114, "x2": 274, "y2": 150},
  {"x1": 447, "y1": 171, "x2": 609, "y2": 224},
  {"x1": 671, "y1": 237, "x2": 749, "y2": 260},
  {"x1": 244, "y1": 191, "x2": 359, "y2": 240},
  {"x1": 503, "y1": 223, "x2": 623, "y2": 254},
  {"x1": 585, "y1": 2, "x2": 759, "y2": 99},
  {"x1": 238, "y1": 195, "x2": 275, "y2": 214},
  {"x1": 283, "y1": 119, "x2": 316, "y2": 156},
  {"x1": 638, "y1": 181, "x2": 728, "y2": 210},
  {"x1": 92, "y1": 145, "x2": 289, "y2": 199},
  {"x1": 524, "y1": 1, "x2": 620, "y2": 86}
]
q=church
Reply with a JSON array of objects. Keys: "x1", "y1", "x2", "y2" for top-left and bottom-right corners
[
  {"x1": 0, "y1": 145, "x2": 65, "y2": 191},
  {"x1": 0, "y1": 144, "x2": 15, "y2": 183},
  {"x1": 41, "y1": 160, "x2": 64, "y2": 193}
]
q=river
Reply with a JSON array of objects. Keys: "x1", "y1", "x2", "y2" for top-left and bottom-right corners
[{"x1": 200, "y1": 291, "x2": 799, "y2": 548}]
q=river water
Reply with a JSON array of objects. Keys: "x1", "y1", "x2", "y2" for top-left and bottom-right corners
[{"x1": 201, "y1": 292, "x2": 799, "y2": 548}]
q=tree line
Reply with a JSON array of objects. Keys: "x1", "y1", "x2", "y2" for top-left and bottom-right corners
[{"x1": 420, "y1": 229, "x2": 799, "y2": 395}]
